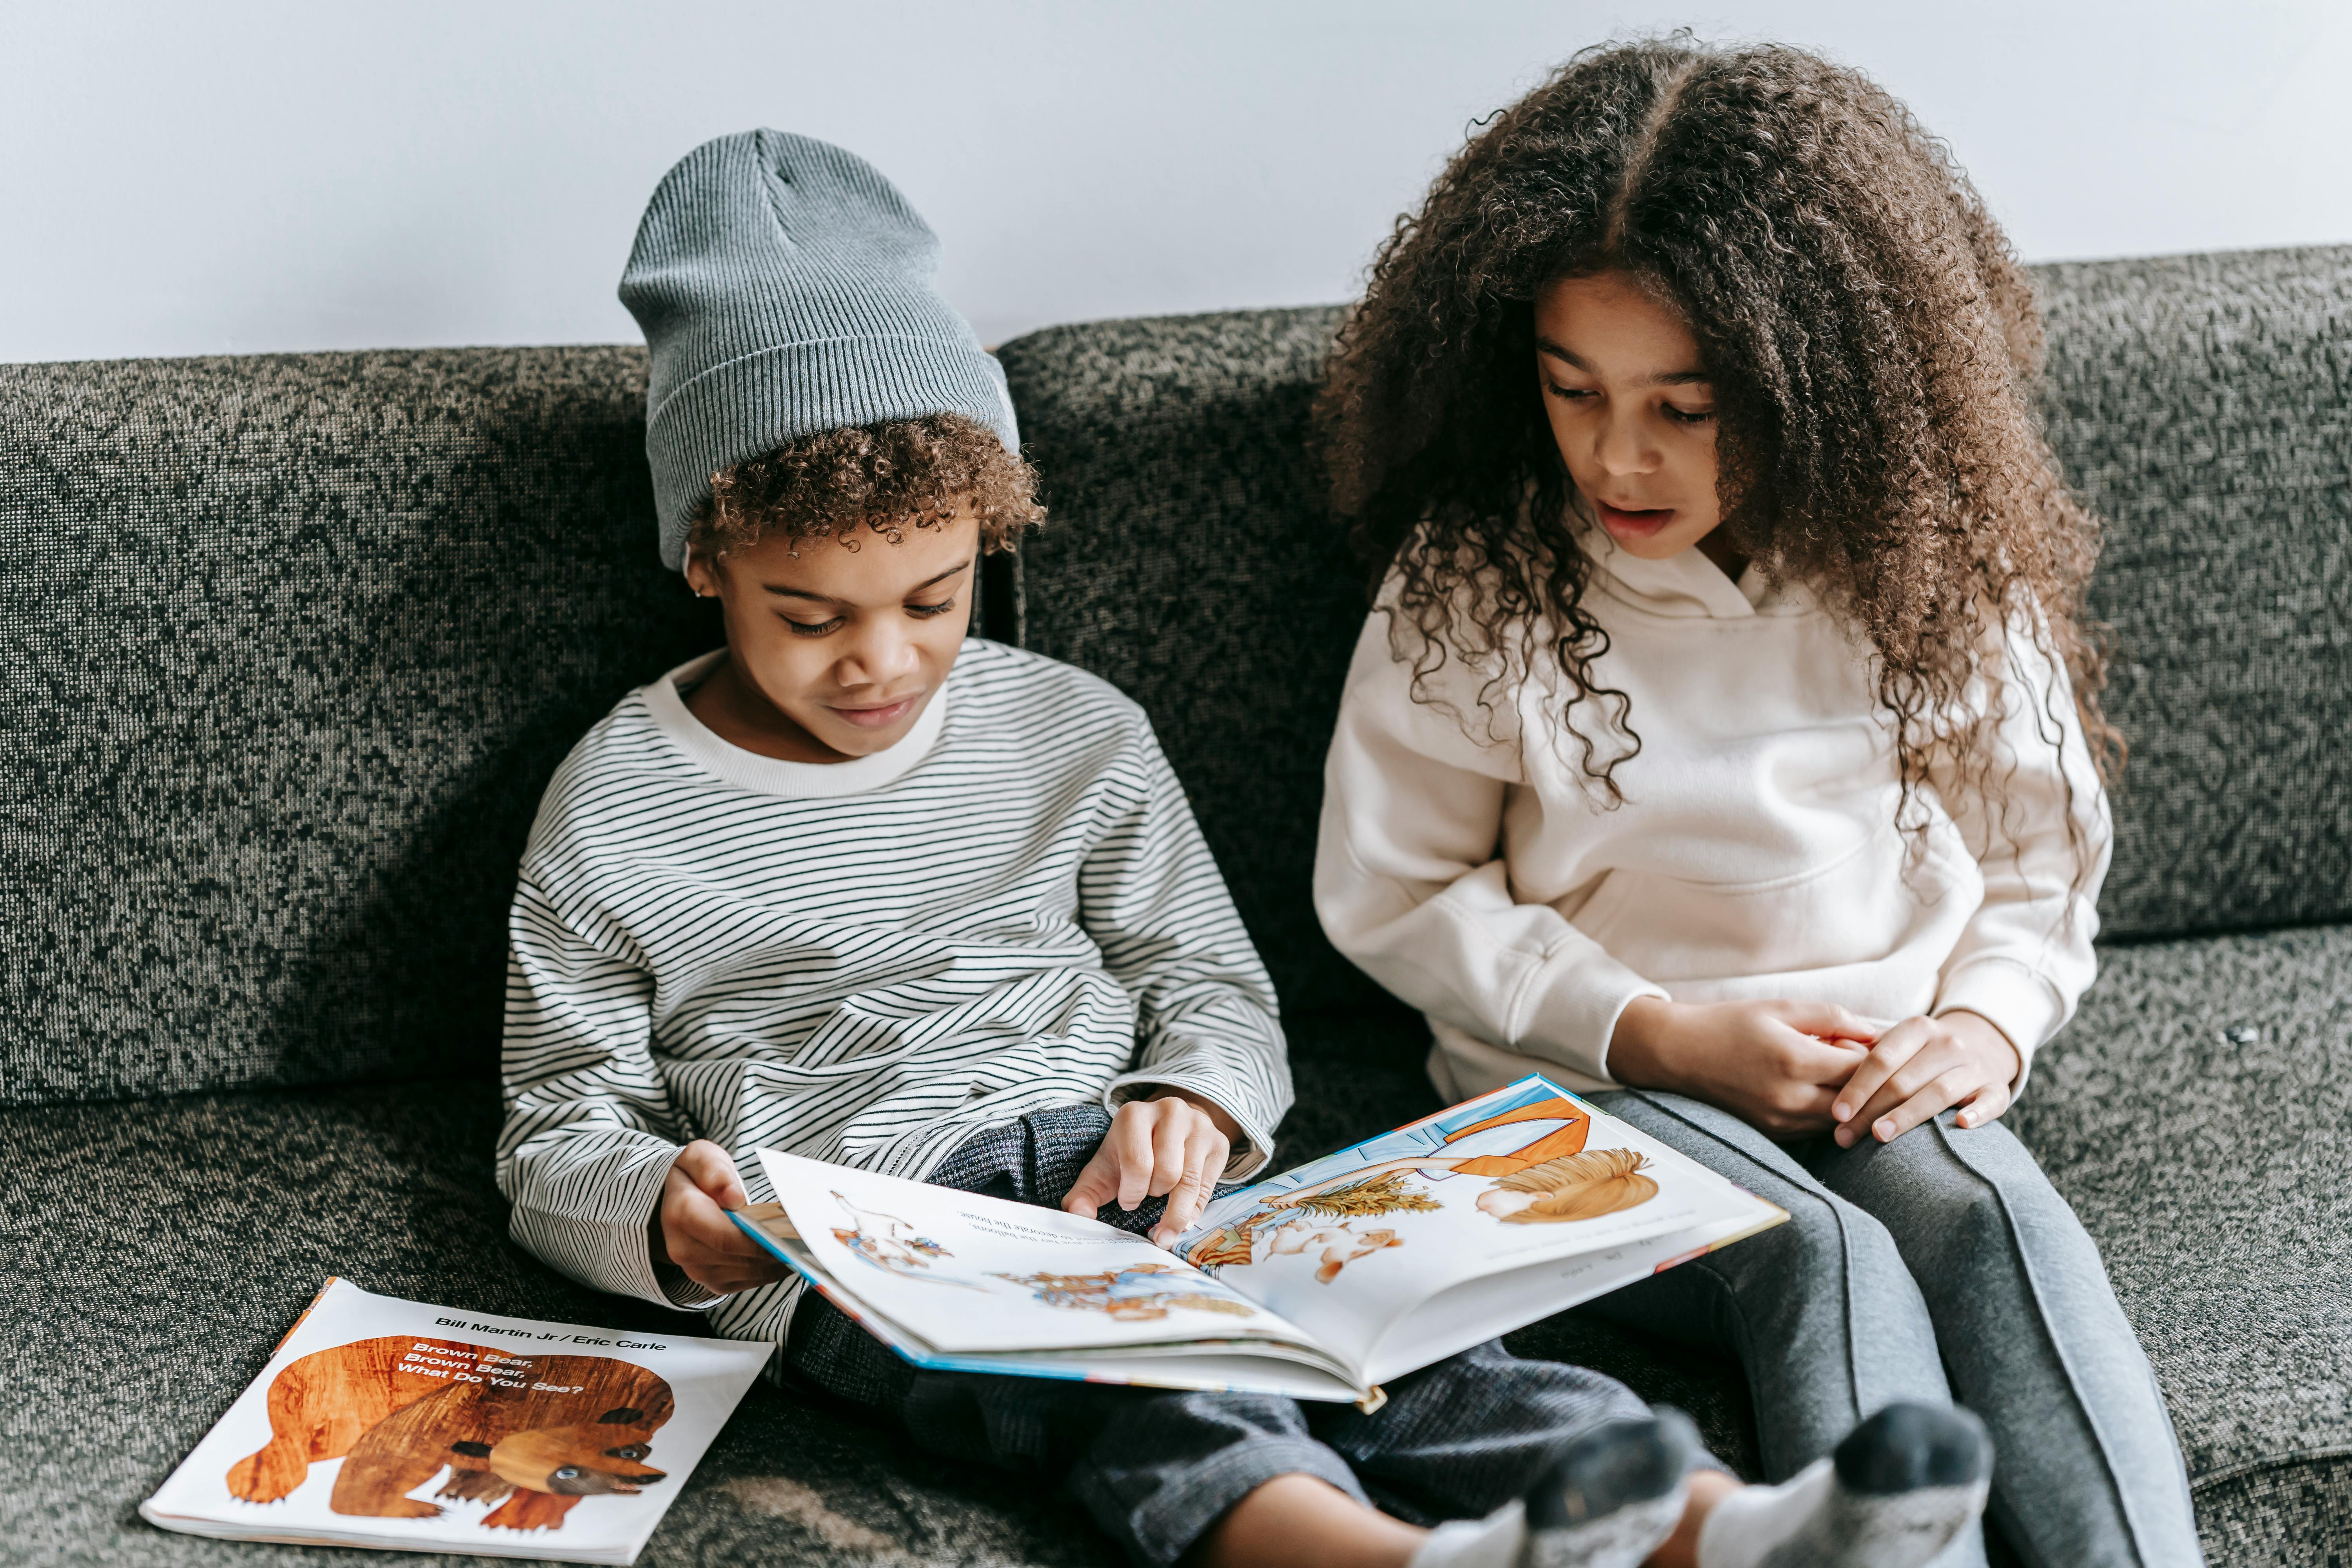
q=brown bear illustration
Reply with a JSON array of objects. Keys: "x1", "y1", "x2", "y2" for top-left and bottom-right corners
[{"x1": 226, "y1": 1336, "x2": 674, "y2": 1533}]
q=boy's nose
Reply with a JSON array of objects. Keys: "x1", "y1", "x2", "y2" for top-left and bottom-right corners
[{"x1": 838, "y1": 627, "x2": 921, "y2": 687}]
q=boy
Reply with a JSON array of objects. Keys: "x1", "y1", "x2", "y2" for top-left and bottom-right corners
[{"x1": 496, "y1": 130, "x2": 1990, "y2": 1568}]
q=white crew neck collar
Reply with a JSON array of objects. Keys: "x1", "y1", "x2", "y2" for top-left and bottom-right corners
[{"x1": 644, "y1": 649, "x2": 951, "y2": 799}]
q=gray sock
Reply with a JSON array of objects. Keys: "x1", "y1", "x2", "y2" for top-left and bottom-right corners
[
  {"x1": 1699, "y1": 1403, "x2": 1993, "y2": 1568},
  {"x1": 1517, "y1": 1411, "x2": 1702, "y2": 1568}
]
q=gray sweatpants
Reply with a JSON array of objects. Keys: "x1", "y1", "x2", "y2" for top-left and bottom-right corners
[{"x1": 1584, "y1": 1089, "x2": 2204, "y2": 1568}]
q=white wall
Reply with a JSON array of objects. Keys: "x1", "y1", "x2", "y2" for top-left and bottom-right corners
[{"x1": 4, "y1": 0, "x2": 2346, "y2": 363}]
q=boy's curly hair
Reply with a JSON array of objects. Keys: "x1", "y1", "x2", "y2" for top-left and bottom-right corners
[
  {"x1": 1313, "y1": 36, "x2": 2121, "y2": 864},
  {"x1": 687, "y1": 413, "x2": 1044, "y2": 560}
]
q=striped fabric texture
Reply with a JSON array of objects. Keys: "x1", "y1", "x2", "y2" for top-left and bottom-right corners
[{"x1": 495, "y1": 636, "x2": 1292, "y2": 1348}]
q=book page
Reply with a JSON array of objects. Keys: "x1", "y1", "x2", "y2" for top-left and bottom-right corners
[
  {"x1": 140, "y1": 1278, "x2": 769, "y2": 1565},
  {"x1": 757, "y1": 1151, "x2": 1320, "y2": 1357},
  {"x1": 1354, "y1": 1205, "x2": 1786, "y2": 1385},
  {"x1": 1171, "y1": 1076, "x2": 1782, "y2": 1369},
  {"x1": 739, "y1": 1215, "x2": 1371, "y2": 1403}
]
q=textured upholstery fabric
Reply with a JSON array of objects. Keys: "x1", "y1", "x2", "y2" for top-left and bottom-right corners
[
  {"x1": 2009, "y1": 922, "x2": 2352, "y2": 1566},
  {"x1": 0, "y1": 349, "x2": 718, "y2": 1106},
  {"x1": 5, "y1": 936, "x2": 2339, "y2": 1566},
  {"x1": 2038, "y1": 247, "x2": 2352, "y2": 938},
  {"x1": 0, "y1": 1081, "x2": 1109, "y2": 1567}
]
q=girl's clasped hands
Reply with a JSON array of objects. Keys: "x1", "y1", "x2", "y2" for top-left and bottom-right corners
[{"x1": 1609, "y1": 996, "x2": 2022, "y2": 1148}]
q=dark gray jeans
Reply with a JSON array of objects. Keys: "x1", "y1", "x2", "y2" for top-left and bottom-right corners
[
  {"x1": 784, "y1": 1104, "x2": 1668, "y2": 1566},
  {"x1": 1583, "y1": 1089, "x2": 2204, "y2": 1568}
]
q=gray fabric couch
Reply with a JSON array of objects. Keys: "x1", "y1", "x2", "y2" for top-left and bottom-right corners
[{"x1": 2, "y1": 243, "x2": 2345, "y2": 1566}]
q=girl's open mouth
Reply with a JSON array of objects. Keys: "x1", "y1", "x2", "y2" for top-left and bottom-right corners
[{"x1": 1597, "y1": 501, "x2": 1675, "y2": 540}]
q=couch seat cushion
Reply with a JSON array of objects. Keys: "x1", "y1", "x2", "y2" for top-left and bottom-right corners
[{"x1": 2012, "y1": 922, "x2": 2352, "y2": 1567}]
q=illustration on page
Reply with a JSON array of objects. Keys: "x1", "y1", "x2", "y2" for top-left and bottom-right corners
[{"x1": 1183, "y1": 1087, "x2": 1661, "y2": 1280}]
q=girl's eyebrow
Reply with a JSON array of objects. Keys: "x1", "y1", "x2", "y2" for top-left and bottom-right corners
[
  {"x1": 1535, "y1": 336, "x2": 1711, "y2": 388},
  {"x1": 760, "y1": 557, "x2": 973, "y2": 602}
]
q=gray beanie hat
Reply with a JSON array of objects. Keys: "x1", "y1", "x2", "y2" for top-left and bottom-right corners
[{"x1": 620, "y1": 130, "x2": 1019, "y2": 570}]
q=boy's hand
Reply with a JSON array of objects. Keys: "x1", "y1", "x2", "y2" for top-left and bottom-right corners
[
  {"x1": 1062, "y1": 1091, "x2": 1237, "y2": 1249},
  {"x1": 1831, "y1": 1010, "x2": 2021, "y2": 1147},
  {"x1": 650, "y1": 1140, "x2": 789, "y2": 1294},
  {"x1": 1608, "y1": 997, "x2": 1878, "y2": 1139}
]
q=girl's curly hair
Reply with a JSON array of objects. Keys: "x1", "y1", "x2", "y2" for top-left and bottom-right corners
[
  {"x1": 1313, "y1": 36, "x2": 2121, "y2": 865},
  {"x1": 688, "y1": 413, "x2": 1043, "y2": 560}
]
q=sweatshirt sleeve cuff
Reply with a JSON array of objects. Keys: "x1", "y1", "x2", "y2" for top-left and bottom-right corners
[
  {"x1": 506, "y1": 1133, "x2": 726, "y2": 1311},
  {"x1": 1935, "y1": 958, "x2": 2064, "y2": 1093},
  {"x1": 1511, "y1": 953, "x2": 1671, "y2": 1086},
  {"x1": 1103, "y1": 1069, "x2": 1279, "y2": 1181}
]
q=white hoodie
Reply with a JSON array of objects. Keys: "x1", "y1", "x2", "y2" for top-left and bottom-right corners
[{"x1": 1314, "y1": 530, "x2": 2111, "y2": 1101}]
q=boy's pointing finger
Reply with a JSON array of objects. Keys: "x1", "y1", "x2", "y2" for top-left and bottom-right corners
[
  {"x1": 1112, "y1": 1105, "x2": 1160, "y2": 1210},
  {"x1": 1153, "y1": 1133, "x2": 1225, "y2": 1245}
]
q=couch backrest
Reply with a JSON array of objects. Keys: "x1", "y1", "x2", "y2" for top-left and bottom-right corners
[
  {"x1": 0, "y1": 350, "x2": 716, "y2": 1105},
  {"x1": 3, "y1": 247, "x2": 2344, "y2": 1106},
  {"x1": 996, "y1": 247, "x2": 2352, "y2": 1014},
  {"x1": 993, "y1": 309, "x2": 1372, "y2": 1014},
  {"x1": 2034, "y1": 247, "x2": 2350, "y2": 937}
]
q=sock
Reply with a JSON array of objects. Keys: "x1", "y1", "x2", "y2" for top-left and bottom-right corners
[
  {"x1": 1519, "y1": 1413, "x2": 1697, "y2": 1568},
  {"x1": 1410, "y1": 1501, "x2": 1525, "y2": 1568},
  {"x1": 1695, "y1": 1403, "x2": 1992, "y2": 1568},
  {"x1": 1413, "y1": 1412, "x2": 1701, "y2": 1568}
]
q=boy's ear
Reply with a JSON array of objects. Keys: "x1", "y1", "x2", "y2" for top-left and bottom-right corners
[{"x1": 682, "y1": 545, "x2": 715, "y2": 600}]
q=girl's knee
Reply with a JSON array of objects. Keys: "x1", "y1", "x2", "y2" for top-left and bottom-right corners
[
  {"x1": 1743, "y1": 1187, "x2": 1899, "y2": 1286},
  {"x1": 1825, "y1": 1120, "x2": 2067, "y2": 1259}
]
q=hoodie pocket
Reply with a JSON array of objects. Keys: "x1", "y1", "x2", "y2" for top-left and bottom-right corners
[{"x1": 1566, "y1": 822, "x2": 1962, "y2": 983}]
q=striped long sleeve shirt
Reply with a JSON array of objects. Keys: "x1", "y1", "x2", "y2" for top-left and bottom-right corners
[{"x1": 496, "y1": 637, "x2": 1292, "y2": 1349}]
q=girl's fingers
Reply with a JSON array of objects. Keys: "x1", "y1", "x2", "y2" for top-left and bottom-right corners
[
  {"x1": 1761, "y1": 1081, "x2": 1844, "y2": 1137},
  {"x1": 1777, "y1": 1000, "x2": 1881, "y2": 1043},
  {"x1": 1869, "y1": 1066, "x2": 1977, "y2": 1143},
  {"x1": 1777, "y1": 1028, "x2": 1873, "y2": 1084},
  {"x1": 1832, "y1": 1021, "x2": 1927, "y2": 1124},
  {"x1": 1956, "y1": 1078, "x2": 2014, "y2": 1130}
]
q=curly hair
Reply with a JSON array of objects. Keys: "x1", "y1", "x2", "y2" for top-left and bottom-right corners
[
  {"x1": 1313, "y1": 36, "x2": 2120, "y2": 868},
  {"x1": 687, "y1": 413, "x2": 1044, "y2": 561}
]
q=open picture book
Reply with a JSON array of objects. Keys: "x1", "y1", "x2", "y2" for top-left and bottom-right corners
[{"x1": 735, "y1": 1074, "x2": 1786, "y2": 1408}]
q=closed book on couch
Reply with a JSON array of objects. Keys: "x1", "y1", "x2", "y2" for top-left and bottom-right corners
[{"x1": 140, "y1": 1278, "x2": 769, "y2": 1564}]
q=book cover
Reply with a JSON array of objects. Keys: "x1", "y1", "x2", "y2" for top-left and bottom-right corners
[{"x1": 141, "y1": 1278, "x2": 770, "y2": 1565}]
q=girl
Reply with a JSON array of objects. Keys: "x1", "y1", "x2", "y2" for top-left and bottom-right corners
[{"x1": 1313, "y1": 38, "x2": 2203, "y2": 1568}]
